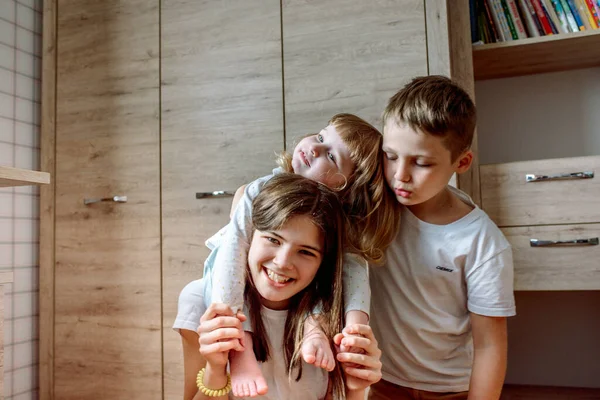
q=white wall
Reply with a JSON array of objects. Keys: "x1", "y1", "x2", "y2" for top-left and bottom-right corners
[
  {"x1": 0, "y1": 0, "x2": 42, "y2": 399},
  {"x1": 475, "y1": 67, "x2": 600, "y2": 388}
]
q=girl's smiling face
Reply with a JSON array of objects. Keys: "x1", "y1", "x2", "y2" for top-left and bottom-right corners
[
  {"x1": 291, "y1": 124, "x2": 355, "y2": 189},
  {"x1": 247, "y1": 215, "x2": 324, "y2": 310}
]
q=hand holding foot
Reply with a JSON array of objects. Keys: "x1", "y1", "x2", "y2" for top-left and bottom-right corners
[{"x1": 230, "y1": 331, "x2": 268, "y2": 397}]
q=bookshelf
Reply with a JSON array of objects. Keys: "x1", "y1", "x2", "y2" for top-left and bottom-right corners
[
  {"x1": 473, "y1": 30, "x2": 600, "y2": 80},
  {"x1": 0, "y1": 165, "x2": 51, "y2": 187}
]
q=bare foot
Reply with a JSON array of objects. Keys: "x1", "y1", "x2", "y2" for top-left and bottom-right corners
[
  {"x1": 302, "y1": 327, "x2": 335, "y2": 371},
  {"x1": 230, "y1": 332, "x2": 268, "y2": 397}
]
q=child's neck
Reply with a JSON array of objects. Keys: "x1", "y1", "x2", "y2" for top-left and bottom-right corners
[{"x1": 407, "y1": 186, "x2": 473, "y2": 225}]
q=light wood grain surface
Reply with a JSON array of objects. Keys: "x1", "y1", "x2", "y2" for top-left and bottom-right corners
[
  {"x1": 473, "y1": 30, "x2": 600, "y2": 80},
  {"x1": 481, "y1": 156, "x2": 600, "y2": 227},
  {"x1": 160, "y1": 1, "x2": 284, "y2": 397},
  {"x1": 40, "y1": 0, "x2": 57, "y2": 397},
  {"x1": 282, "y1": 0, "x2": 427, "y2": 147},
  {"x1": 0, "y1": 166, "x2": 50, "y2": 187},
  {"x1": 53, "y1": 1, "x2": 161, "y2": 398},
  {"x1": 503, "y1": 223, "x2": 600, "y2": 291}
]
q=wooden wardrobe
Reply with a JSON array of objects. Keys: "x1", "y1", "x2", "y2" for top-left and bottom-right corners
[{"x1": 40, "y1": 1, "x2": 470, "y2": 399}]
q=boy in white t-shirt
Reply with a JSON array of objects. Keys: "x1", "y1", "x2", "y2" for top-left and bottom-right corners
[{"x1": 369, "y1": 76, "x2": 516, "y2": 400}]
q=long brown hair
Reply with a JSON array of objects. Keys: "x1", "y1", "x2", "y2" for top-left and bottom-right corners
[
  {"x1": 244, "y1": 173, "x2": 346, "y2": 399},
  {"x1": 277, "y1": 114, "x2": 400, "y2": 265}
]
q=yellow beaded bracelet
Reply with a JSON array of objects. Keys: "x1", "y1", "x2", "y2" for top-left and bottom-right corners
[{"x1": 196, "y1": 367, "x2": 232, "y2": 397}]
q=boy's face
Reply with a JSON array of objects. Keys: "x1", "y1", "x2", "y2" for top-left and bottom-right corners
[{"x1": 382, "y1": 119, "x2": 471, "y2": 208}]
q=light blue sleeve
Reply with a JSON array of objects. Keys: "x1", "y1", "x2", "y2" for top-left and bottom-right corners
[
  {"x1": 342, "y1": 254, "x2": 370, "y2": 316},
  {"x1": 210, "y1": 177, "x2": 268, "y2": 313}
]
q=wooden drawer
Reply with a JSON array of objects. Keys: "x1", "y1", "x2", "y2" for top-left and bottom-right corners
[
  {"x1": 481, "y1": 156, "x2": 600, "y2": 227},
  {"x1": 502, "y1": 223, "x2": 600, "y2": 291}
]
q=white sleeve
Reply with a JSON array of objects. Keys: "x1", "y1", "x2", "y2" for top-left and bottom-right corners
[
  {"x1": 466, "y1": 246, "x2": 516, "y2": 317},
  {"x1": 342, "y1": 254, "x2": 370, "y2": 316},
  {"x1": 173, "y1": 279, "x2": 207, "y2": 333},
  {"x1": 210, "y1": 179, "x2": 263, "y2": 313}
]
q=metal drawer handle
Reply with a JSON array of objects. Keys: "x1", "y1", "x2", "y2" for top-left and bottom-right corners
[
  {"x1": 84, "y1": 196, "x2": 127, "y2": 205},
  {"x1": 530, "y1": 237, "x2": 599, "y2": 247},
  {"x1": 525, "y1": 171, "x2": 594, "y2": 182},
  {"x1": 196, "y1": 191, "x2": 235, "y2": 199}
]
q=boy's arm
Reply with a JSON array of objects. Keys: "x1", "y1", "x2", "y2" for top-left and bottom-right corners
[{"x1": 468, "y1": 313, "x2": 507, "y2": 400}]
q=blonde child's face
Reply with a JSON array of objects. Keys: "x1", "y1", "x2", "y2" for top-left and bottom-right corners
[
  {"x1": 382, "y1": 119, "x2": 469, "y2": 208},
  {"x1": 291, "y1": 124, "x2": 354, "y2": 189},
  {"x1": 247, "y1": 215, "x2": 324, "y2": 310}
]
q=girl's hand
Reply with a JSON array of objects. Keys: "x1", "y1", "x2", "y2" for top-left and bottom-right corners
[
  {"x1": 197, "y1": 303, "x2": 246, "y2": 369},
  {"x1": 334, "y1": 324, "x2": 382, "y2": 392}
]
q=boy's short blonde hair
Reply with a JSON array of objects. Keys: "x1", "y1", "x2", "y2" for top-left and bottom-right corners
[{"x1": 383, "y1": 75, "x2": 476, "y2": 162}]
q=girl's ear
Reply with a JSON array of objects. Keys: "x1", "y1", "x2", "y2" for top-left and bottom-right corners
[{"x1": 454, "y1": 150, "x2": 473, "y2": 174}]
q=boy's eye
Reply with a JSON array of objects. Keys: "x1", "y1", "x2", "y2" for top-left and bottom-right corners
[
  {"x1": 327, "y1": 153, "x2": 335, "y2": 162},
  {"x1": 317, "y1": 134, "x2": 324, "y2": 142},
  {"x1": 415, "y1": 161, "x2": 432, "y2": 167}
]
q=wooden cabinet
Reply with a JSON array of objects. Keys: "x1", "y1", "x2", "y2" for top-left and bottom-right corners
[
  {"x1": 48, "y1": 0, "x2": 162, "y2": 399},
  {"x1": 160, "y1": 0, "x2": 284, "y2": 397},
  {"x1": 41, "y1": 1, "x2": 455, "y2": 398}
]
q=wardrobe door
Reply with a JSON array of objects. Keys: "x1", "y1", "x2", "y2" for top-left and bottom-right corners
[
  {"x1": 54, "y1": 1, "x2": 161, "y2": 399},
  {"x1": 282, "y1": 0, "x2": 428, "y2": 142},
  {"x1": 160, "y1": 1, "x2": 284, "y2": 397}
]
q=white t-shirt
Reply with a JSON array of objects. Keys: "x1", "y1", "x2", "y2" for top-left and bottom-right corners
[
  {"x1": 369, "y1": 186, "x2": 516, "y2": 392},
  {"x1": 174, "y1": 279, "x2": 329, "y2": 400}
]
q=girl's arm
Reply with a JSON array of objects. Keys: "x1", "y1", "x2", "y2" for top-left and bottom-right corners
[
  {"x1": 212, "y1": 178, "x2": 267, "y2": 313},
  {"x1": 180, "y1": 303, "x2": 245, "y2": 400},
  {"x1": 468, "y1": 313, "x2": 508, "y2": 400},
  {"x1": 229, "y1": 185, "x2": 247, "y2": 219}
]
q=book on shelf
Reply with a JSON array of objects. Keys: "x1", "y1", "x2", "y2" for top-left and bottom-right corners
[{"x1": 471, "y1": 0, "x2": 600, "y2": 44}]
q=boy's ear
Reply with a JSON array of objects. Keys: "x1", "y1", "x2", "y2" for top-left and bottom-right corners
[{"x1": 454, "y1": 150, "x2": 473, "y2": 174}]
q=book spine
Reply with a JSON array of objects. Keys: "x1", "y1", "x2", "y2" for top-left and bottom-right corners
[
  {"x1": 585, "y1": 0, "x2": 600, "y2": 26},
  {"x1": 550, "y1": 0, "x2": 573, "y2": 31},
  {"x1": 559, "y1": 0, "x2": 581, "y2": 30},
  {"x1": 531, "y1": 0, "x2": 556, "y2": 33},
  {"x1": 566, "y1": 0, "x2": 586, "y2": 28},
  {"x1": 523, "y1": 0, "x2": 546, "y2": 34},
  {"x1": 507, "y1": 0, "x2": 530, "y2": 36},
  {"x1": 501, "y1": 0, "x2": 520, "y2": 38},
  {"x1": 491, "y1": 0, "x2": 515, "y2": 39},
  {"x1": 519, "y1": 0, "x2": 543, "y2": 35},
  {"x1": 483, "y1": 0, "x2": 503, "y2": 40},
  {"x1": 487, "y1": 0, "x2": 508, "y2": 39}
]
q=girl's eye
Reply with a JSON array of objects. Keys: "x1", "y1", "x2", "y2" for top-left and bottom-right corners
[
  {"x1": 266, "y1": 237, "x2": 280, "y2": 245},
  {"x1": 299, "y1": 249, "x2": 317, "y2": 257},
  {"x1": 327, "y1": 153, "x2": 335, "y2": 162},
  {"x1": 385, "y1": 153, "x2": 397, "y2": 161},
  {"x1": 317, "y1": 134, "x2": 324, "y2": 143}
]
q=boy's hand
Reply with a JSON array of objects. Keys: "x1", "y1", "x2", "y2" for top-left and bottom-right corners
[{"x1": 334, "y1": 324, "x2": 382, "y2": 392}]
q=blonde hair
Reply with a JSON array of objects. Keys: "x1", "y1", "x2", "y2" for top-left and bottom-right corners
[
  {"x1": 383, "y1": 75, "x2": 477, "y2": 162},
  {"x1": 277, "y1": 114, "x2": 400, "y2": 265},
  {"x1": 245, "y1": 174, "x2": 346, "y2": 399}
]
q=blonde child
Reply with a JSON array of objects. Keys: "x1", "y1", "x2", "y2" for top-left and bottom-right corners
[
  {"x1": 369, "y1": 76, "x2": 516, "y2": 400},
  {"x1": 208, "y1": 114, "x2": 399, "y2": 396}
]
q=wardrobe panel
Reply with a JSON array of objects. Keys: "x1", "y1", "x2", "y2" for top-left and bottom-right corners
[
  {"x1": 160, "y1": 1, "x2": 284, "y2": 397},
  {"x1": 282, "y1": 0, "x2": 428, "y2": 144},
  {"x1": 54, "y1": 1, "x2": 161, "y2": 398}
]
